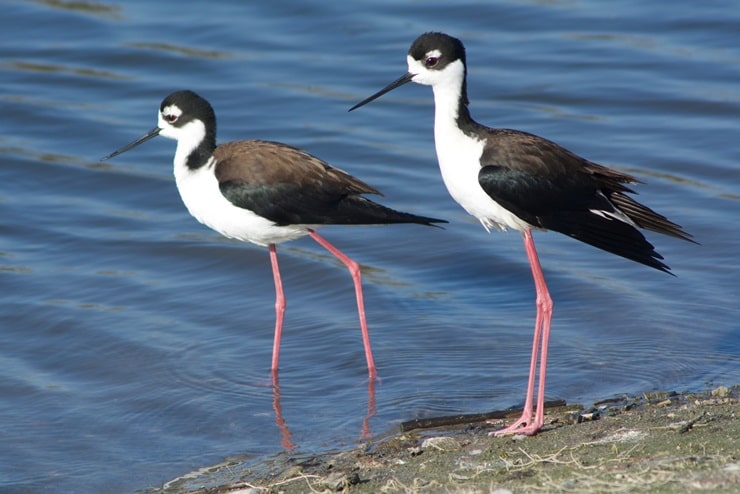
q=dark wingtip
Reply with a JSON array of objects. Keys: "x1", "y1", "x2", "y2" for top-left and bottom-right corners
[
  {"x1": 426, "y1": 218, "x2": 449, "y2": 229},
  {"x1": 647, "y1": 257, "x2": 677, "y2": 277}
]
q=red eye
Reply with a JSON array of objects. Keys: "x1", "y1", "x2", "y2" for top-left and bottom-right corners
[
  {"x1": 425, "y1": 56, "x2": 439, "y2": 67},
  {"x1": 164, "y1": 114, "x2": 177, "y2": 123}
]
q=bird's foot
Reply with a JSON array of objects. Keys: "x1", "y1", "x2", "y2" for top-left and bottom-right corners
[{"x1": 489, "y1": 414, "x2": 542, "y2": 436}]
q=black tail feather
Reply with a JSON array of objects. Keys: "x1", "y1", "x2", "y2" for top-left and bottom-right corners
[
  {"x1": 543, "y1": 211, "x2": 675, "y2": 274},
  {"x1": 274, "y1": 195, "x2": 447, "y2": 228},
  {"x1": 609, "y1": 192, "x2": 697, "y2": 244}
]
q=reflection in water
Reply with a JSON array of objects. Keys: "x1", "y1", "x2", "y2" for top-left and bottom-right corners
[
  {"x1": 4, "y1": 60, "x2": 124, "y2": 79},
  {"x1": 270, "y1": 371, "x2": 377, "y2": 450},
  {"x1": 32, "y1": 0, "x2": 120, "y2": 17},
  {"x1": 360, "y1": 378, "x2": 377, "y2": 440},
  {"x1": 270, "y1": 372, "x2": 295, "y2": 452},
  {"x1": 129, "y1": 42, "x2": 234, "y2": 59}
]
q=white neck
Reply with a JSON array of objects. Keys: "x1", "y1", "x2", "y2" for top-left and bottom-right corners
[
  {"x1": 432, "y1": 81, "x2": 464, "y2": 142},
  {"x1": 425, "y1": 61, "x2": 467, "y2": 143},
  {"x1": 427, "y1": 62, "x2": 470, "y2": 158},
  {"x1": 426, "y1": 67, "x2": 532, "y2": 233},
  {"x1": 159, "y1": 118, "x2": 207, "y2": 171}
]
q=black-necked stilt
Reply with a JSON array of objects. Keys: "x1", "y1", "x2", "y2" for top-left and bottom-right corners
[
  {"x1": 350, "y1": 32, "x2": 695, "y2": 435},
  {"x1": 102, "y1": 89, "x2": 446, "y2": 381}
]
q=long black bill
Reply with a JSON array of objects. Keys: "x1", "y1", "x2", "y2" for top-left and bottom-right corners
[
  {"x1": 348, "y1": 72, "x2": 415, "y2": 112},
  {"x1": 101, "y1": 127, "x2": 161, "y2": 161}
]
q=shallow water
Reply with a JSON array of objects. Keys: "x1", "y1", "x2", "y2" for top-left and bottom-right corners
[{"x1": 1, "y1": 0, "x2": 738, "y2": 492}]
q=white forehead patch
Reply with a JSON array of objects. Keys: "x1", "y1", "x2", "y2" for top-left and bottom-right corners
[
  {"x1": 406, "y1": 54, "x2": 422, "y2": 72},
  {"x1": 161, "y1": 104, "x2": 182, "y2": 118},
  {"x1": 407, "y1": 55, "x2": 464, "y2": 87},
  {"x1": 158, "y1": 103, "x2": 183, "y2": 128}
]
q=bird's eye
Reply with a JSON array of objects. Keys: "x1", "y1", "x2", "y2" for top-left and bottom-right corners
[
  {"x1": 164, "y1": 113, "x2": 178, "y2": 123},
  {"x1": 425, "y1": 56, "x2": 439, "y2": 67}
]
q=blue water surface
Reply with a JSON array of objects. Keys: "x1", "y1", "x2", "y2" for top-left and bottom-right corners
[{"x1": 1, "y1": 0, "x2": 738, "y2": 492}]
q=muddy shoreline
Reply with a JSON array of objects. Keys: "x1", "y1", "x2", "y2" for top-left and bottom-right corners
[{"x1": 151, "y1": 385, "x2": 739, "y2": 493}]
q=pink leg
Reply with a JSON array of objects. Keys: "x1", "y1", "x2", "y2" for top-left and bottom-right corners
[
  {"x1": 269, "y1": 244, "x2": 286, "y2": 374},
  {"x1": 493, "y1": 229, "x2": 553, "y2": 436},
  {"x1": 309, "y1": 230, "x2": 377, "y2": 380}
]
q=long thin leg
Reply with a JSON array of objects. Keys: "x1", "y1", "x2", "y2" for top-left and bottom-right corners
[
  {"x1": 493, "y1": 229, "x2": 553, "y2": 436},
  {"x1": 269, "y1": 244, "x2": 286, "y2": 374},
  {"x1": 493, "y1": 294, "x2": 542, "y2": 434},
  {"x1": 308, "y1": 230, "x2": 377, "y2": 380},
  {"x1": 526, "y1": 229, "x2": 553, "y2": 434}
]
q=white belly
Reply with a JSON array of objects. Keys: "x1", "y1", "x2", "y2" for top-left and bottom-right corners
[
  {"x1": 174, "y1": 158, "x2": 310, "y2": 247},
  {"x1": 434, "y1": 123, "x2": 532, "y2": 233}
]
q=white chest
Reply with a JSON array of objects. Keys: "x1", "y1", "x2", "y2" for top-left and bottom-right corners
[
  {"x1": 173, "y1": 157, "x2": 309, "y2": 246},
  {"x1": 433, "y1": 119, "x2": 531, "y2": 233}
]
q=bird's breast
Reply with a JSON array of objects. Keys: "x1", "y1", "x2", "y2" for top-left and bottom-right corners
[
  {"x1": 173, "y1": 158, "x2": 309, "y2": 246},
  {"x1": 434, "y1": 123, "x2": 531, "y2": 232}
]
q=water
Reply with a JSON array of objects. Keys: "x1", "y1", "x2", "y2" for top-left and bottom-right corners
[{"x1": 1, "y1": 0, "x2": 738, "y2": 492}]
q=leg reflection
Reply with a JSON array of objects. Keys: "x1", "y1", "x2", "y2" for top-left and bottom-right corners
[
  {"x1": 271, "y1": 371, "x2": 296, "y2": 451},
  {"x1": 360, "y1": 377, "x2": 377, "y2": 440},
  {"x1": 271, "y1": 371, "x2": 378, "y2": 447}
]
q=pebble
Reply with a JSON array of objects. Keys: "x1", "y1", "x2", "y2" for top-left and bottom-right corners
[
  {"x1": 320, "y1": 471, "x2": 360, "y2": 491},
  {"x1": 711, "y1": 385, "x2": 731, "y2": 398},
  {"x1": 421, "y1": 436, "x2": 460, "y2": 451}
]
